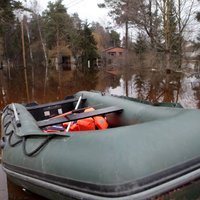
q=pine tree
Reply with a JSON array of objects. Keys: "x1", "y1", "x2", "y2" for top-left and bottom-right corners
[
  {"x1": 196, "y1": 1, "x2": 200, "y2": 47},
  {"x1": 79, "y1": 23, "x2": 98, "y2": 71},
  {"x1": 163, "y1": 0, "x2": 178, "y2": 68},
  {"x1": 109, "y1": 30, "x2": 121, "y2": 47},
  {"x1": 0, "y1": 0, "x2": 26, "y2": 65},
  {"x1": 42, "y1": 0, "x2": 72, "y2": 49},
  {"x1": 134, "y1": 34, "x2": 148, "y2": 55}
]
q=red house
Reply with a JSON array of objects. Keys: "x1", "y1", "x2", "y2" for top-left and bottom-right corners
[{"x1": 101, "y1": 47, "x2": 126, "y2": 68}]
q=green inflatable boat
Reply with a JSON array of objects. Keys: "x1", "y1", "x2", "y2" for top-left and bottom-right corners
[{"x1": 1, "y1": 91, "x2": 200, "y2": 199}]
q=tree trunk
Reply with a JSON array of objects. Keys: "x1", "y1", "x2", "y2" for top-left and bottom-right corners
[
  {"x1": 25, "y1": 19, "x2": 35, "y2": 99},
  {"x1": 125, "y1": 21, "x2": 129, "y2": 50},
  {"x1": 149, "y1": 0, "x2": 154, "y2": 48},
  {"x1": 21, "y1": 19, "x2": 30, "y2": 102},
  {"x1": 164, "y1": 0, "x2": 171, "y2": 70},
  {"x1": 35, "y1": 14, "x2": 49, "y2": 97},
  {"x1": 177, "y1": 0, "x2": 182, "y2": 69}
]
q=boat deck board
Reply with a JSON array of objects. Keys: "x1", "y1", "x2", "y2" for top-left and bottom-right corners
[
  {"x1": 26, "y1": 98, "x2": 87, "y2": 111},
  {"x1": 37, "y1": 106, "x2": 123, "y2": 128}
]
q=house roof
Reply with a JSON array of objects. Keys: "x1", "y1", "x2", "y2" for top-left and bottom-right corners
[{"x1": 103, "y1": 47, "x2": 126, "y2": 53}]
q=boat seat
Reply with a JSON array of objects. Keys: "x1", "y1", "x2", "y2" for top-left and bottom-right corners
[
  {"x1": 37, "y1": 106, "x2": 123, "y2": 128},
  {"x1": 26, "y1": 97, "x2": 87, "y2": 121},
  {"x1": 26, "y1": 98, "x2": 87, "y2": 111}
]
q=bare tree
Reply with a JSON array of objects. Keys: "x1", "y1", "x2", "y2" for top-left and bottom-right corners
[
  {"x1": 154, "y1": 0, "x2": 195, "y2": 69},
  {"x1": 100, "y1": 0, "x2": 195, "y2": 70},
  {"x1": 28, "y1": 0, "x2": 49, "y2": 96},
  {"x1": 175, "y1": 0, "x2": 195, "y2": 68},
  {"x1": 98, "y1": 0, "x2": 141, "y2": 50},
  {"x1": 21, "y1": 18, "x2": 30, "y2": 102}
]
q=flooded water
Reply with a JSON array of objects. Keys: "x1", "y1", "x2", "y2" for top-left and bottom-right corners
[
  {"x1": 1, "y1": 65, "x2": 200, "y2": 199},
  {"x1": 1, "y1": 66, "x2": 200, "y2": 110}
]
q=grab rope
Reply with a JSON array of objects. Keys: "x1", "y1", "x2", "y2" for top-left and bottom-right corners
[
  {"x1": 5, "y1": 106, "x2": 14, "y2": 113},
  {"x1": 8, "y1": 130, "x2": 23, "y2": 147},
  {"x1": 5, "y1": 122, "x2": 58, "y2": 156},
  {"x1": 4, "y1": 121, "x2": 12, "y2": 136},
  {"x1": 2, "y1": 105, "x2": 14, "y2": 123},
  {"x1": 4, "y1": 119, "x2": 57, "y2": 156},
  {"x1": 2, "y1": 111, "x2": 13, "y2": 122},
  {"x1": 2, "y1": 105, "x2": 69, "y2": 157},
  {"x1": 4, "y1": 120, "x2": 11, "y2": 128},
  {"x1": 3, "y1": 119, "x2": 22, "y2": 146},
  {"x1": 22, "y1": 135, "x2": 55, "y2": 157}
]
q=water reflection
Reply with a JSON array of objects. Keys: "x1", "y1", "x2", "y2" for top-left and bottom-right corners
[
  {"x1": 7, "y1": 179, "x2": 47, "y2": 200},
  {"x1": 105, "y1": 70, "x2": 200, "y2": 109},
  {"x1": 1, "y1": 66, "x2": 200, "y2": 110},
  {"x1": 1, "y1": 66, "x2": 200, "y2": 199}
]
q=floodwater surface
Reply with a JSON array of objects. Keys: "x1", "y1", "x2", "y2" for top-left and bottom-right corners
[{"x1": 1, "y1": 66, "x2": 200, "y2": 199}]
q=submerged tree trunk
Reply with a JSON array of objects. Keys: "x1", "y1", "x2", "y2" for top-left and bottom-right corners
[
  {"x1": 34, "y1": 14, "x2": 49, "y2": 97},
  {"x1": 177, "y1": 0, "x2": 182, "y2": 69},
  {"x1": 21, "y1": 19, "x2": 30, "y2": 102},
  {"x1": 163, "y1": 0, "x2": 172, "y2": 70},
  {"x1": 0, "y1": 68, "x2": 7, "y2": 106},
  {"x1": 176, "y1": 0, "x2": 194, "y2": 69},
  {"x1": 56, "y1": 27, "x2": 62, "y2": 98},
  {"x1": 25, "y1": 18, "x2": 35, "y2": 100},
  {"x1": 125, "y1": 21, "x2": 129, "y2": 50}
]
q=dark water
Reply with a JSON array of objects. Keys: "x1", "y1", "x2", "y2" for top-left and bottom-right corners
[
  {"x1": 0, "y1": 164, "x2": 46, "y2": 200},
  {"x1": 1, "y1": 67, "x2": 200, "y2": 110},
  {"x1": 1, "y1": 66, "x2": 200, "y2": 199}
]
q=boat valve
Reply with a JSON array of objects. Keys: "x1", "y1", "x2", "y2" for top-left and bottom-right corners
[{"x1": 0, "y1": 137, "x2": 6, "y2": 149}]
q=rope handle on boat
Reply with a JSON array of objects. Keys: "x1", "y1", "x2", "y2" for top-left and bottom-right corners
[
  {"x1": 4, "y1": 120, "x2": 11, "y2": 128},
  {"x1": 2, "y1": 112, "x2": 12, "y2": 122},
  {"x1": 3, "y1": 106, "x2": 19, "y2": 136},
  {"x1": 2, "y1": 104, "x2": 71, "y2": 156},
  {"x1": 4, "y1": 121, "x2": 13, "y2": 136},
  {"x1": 2, "y1": 104, "x2": 21, "y2": 129},
  {"x1": 3, "y1": 105, "x2": 13, "y2": 113},
  {"x1": 3, "y1": 119, "x2": 23, "y2": 147},
  {"x1": 3, "y1": 126, "x2": 66, "y2": 156},
  {"x1": 8, "y1": 130, "x2": 23, "y2": 147},
  {"x1": 3, "y1": 105, "x2": 21, "y2": 138},
  {"x1": 3, "y1": 117, "x2": 70, "y2": 156},
  {"x1": 22, "y1": 135, "x2": 55, "y2": 157},
  {"x1": 3, "y1": 123, "x2": 60, "y2": 156},
  {"x1": 2, "y1": 105, "x2": 14, "y2": 122}
]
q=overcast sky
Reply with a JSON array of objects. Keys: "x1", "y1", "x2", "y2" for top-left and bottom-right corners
[{"x1": 38, "y1": 0, "x2": 110, "y2": 25}]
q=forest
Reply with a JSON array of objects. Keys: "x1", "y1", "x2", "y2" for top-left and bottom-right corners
[{"x1": 0, "y1": 0, "x2": 200, "y2": 73}]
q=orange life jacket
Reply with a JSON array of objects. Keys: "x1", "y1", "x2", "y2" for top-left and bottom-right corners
[
  {"x1": 84, "y1": 108, "x2": 108, "y2": 130},
  {"x1": 63, "y1": 118, "x2": 95, "y2": 131},
  {"x1": 77, "y1": 117, "x2": 95, "y2": 131},
  {"x1": 63, "y1": 107, "x2": 108, "y2": 131},
  {"x1": 63, "y1": 122, "x2": 80, "y2": 131}
]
